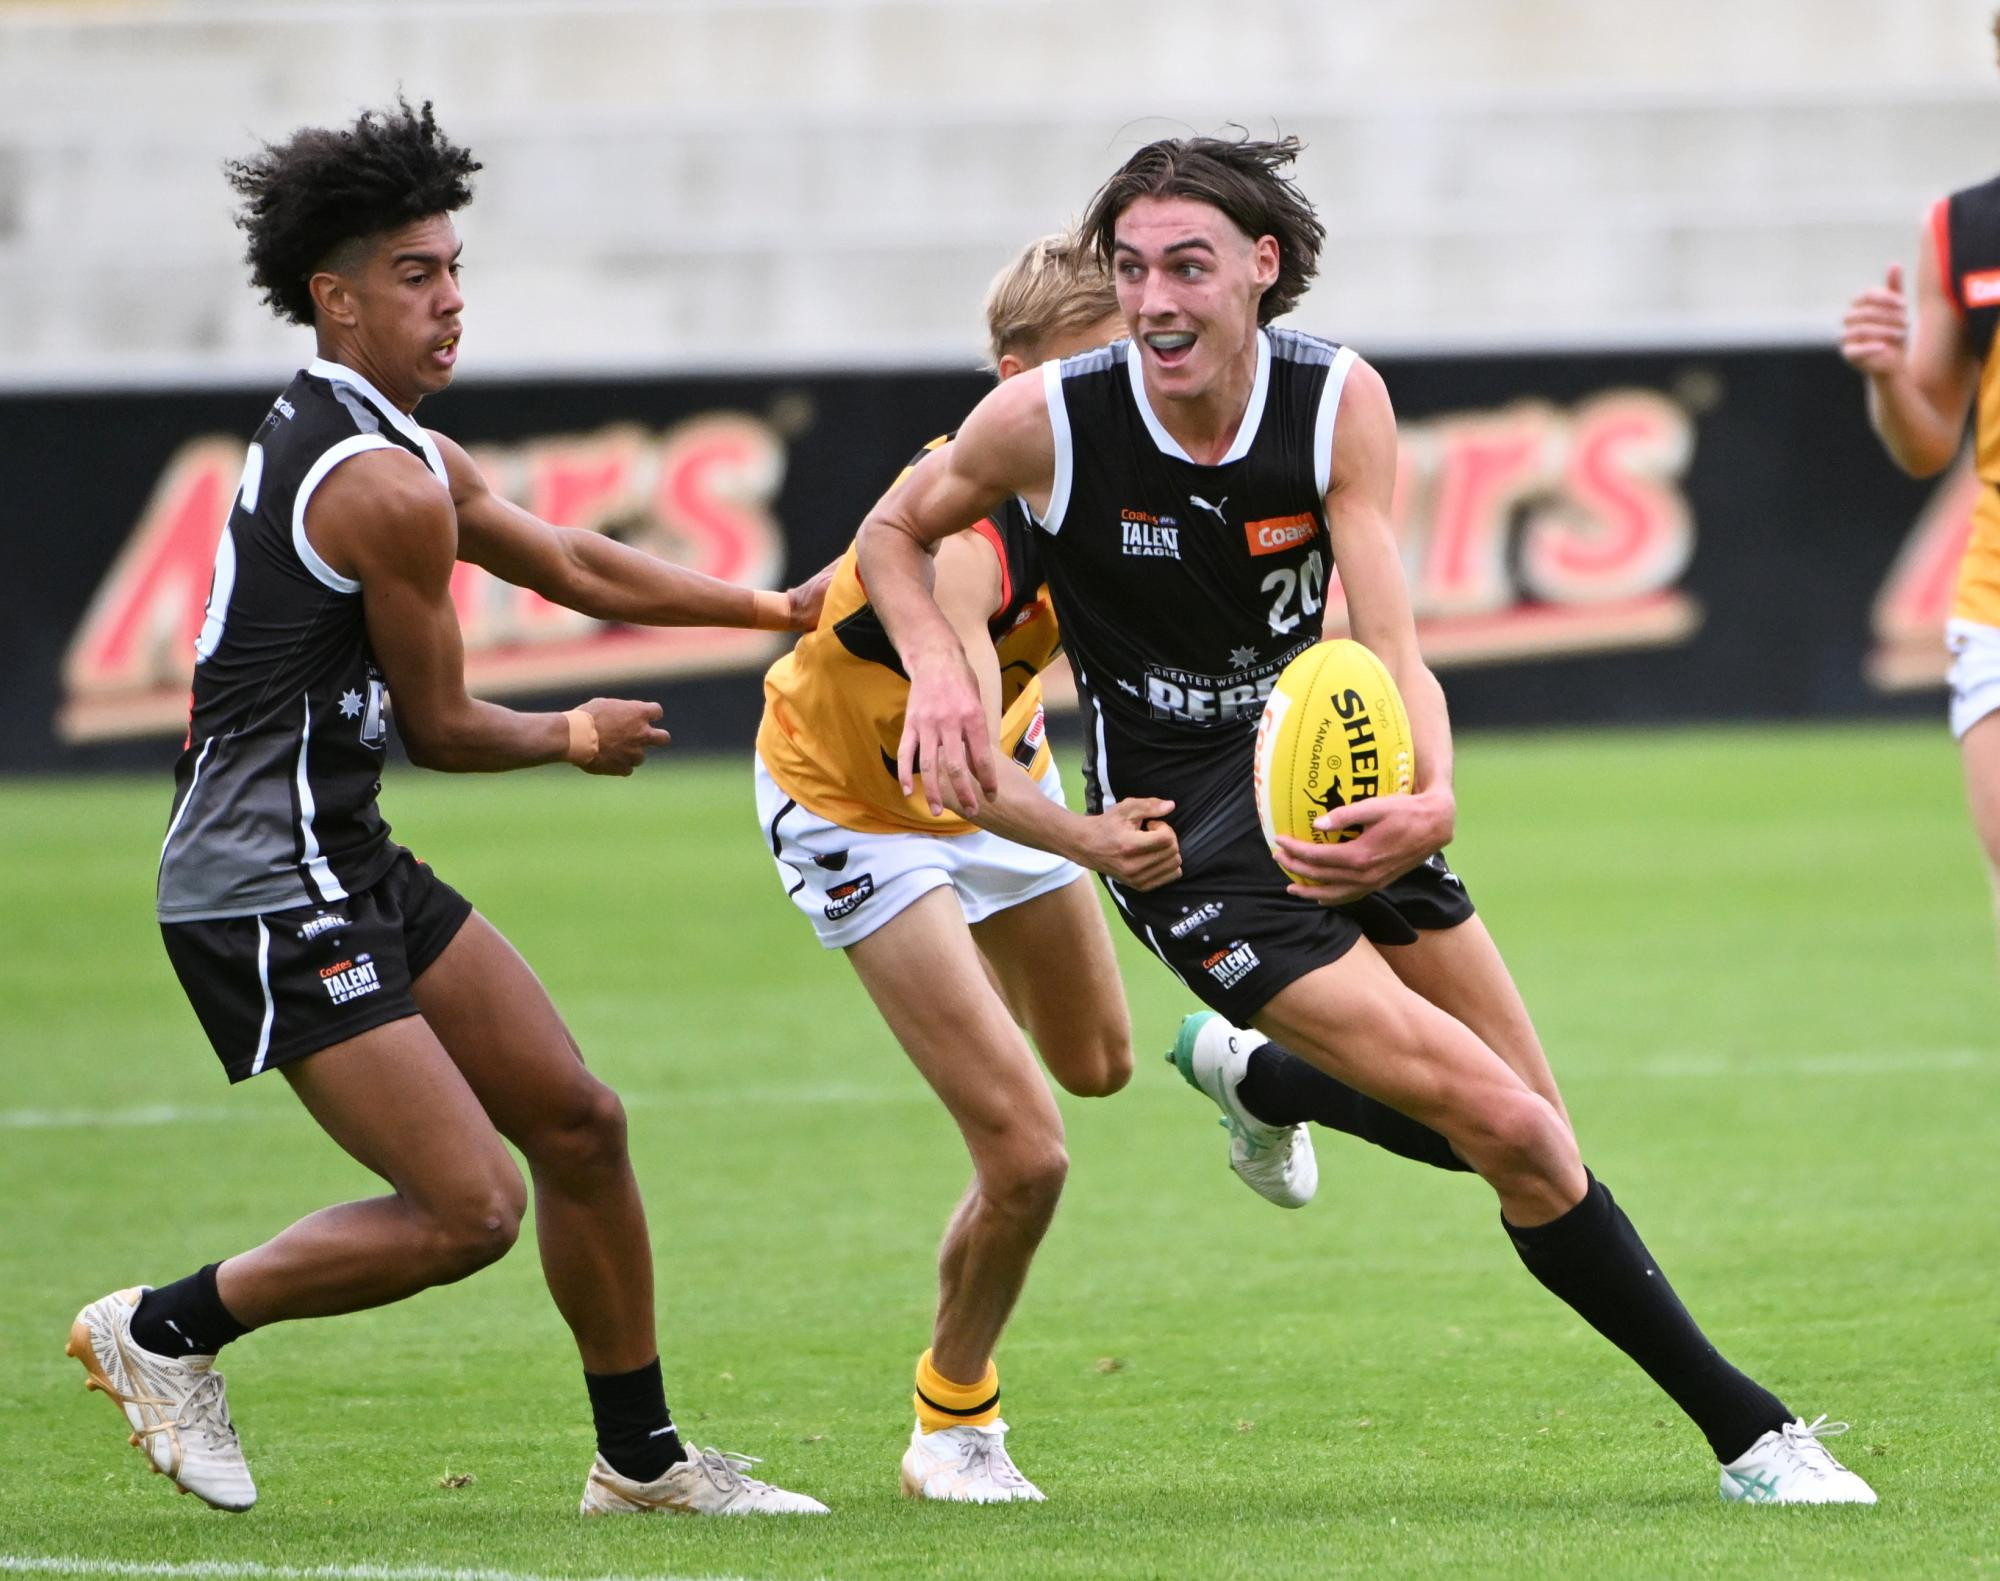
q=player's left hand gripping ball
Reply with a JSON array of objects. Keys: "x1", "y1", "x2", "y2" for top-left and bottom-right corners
[{"x1": 1253, "y1": 639, "x2": 1415, "y2": 884}]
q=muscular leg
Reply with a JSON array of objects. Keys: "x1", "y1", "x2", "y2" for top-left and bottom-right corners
[
  {"x1": 1959, "y1": 711, "x2": 2000, "y2": 960},
  {"x1": 846, "y1": 887, "x2": 1069, "y2": 1385},
  {"x1": 1380, "y1": 916, "x2": 1569, "y2": 1126},
  {"x1": 410, "y1": 913, "x2": 654, "y2": 1373},
  {"x1": 211, "y1": 1015, "x2": 527, "y2": 1327},
  {"x1": 1255, "y1": 942, "x2": 1582, "y2": 1223},
  {"x1": 1255, "y1": 944, "x2": 1790, "y2": 1462},
  {"x1": 971, "y1": 875, "x2": 1133, "y2": 1098},
  {"x1": 1233, "y1": 916, "x2": 1556, "y2": 1169}
]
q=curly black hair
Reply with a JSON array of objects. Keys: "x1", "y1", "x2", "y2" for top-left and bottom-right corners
[
  {"x1": 224, "y1": 97, "x2": 481, "y2": 326},
  {"x1": 1082, "y1": 134, "x2": 1325, "y2": 324}
]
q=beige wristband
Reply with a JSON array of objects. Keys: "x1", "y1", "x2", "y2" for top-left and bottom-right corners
[
  {"x1": 749, "y1": 588, "x2": 790, "y2": 630},
  {"x1": 564, "y1": 707, "x2": 598, "y2": 766}
]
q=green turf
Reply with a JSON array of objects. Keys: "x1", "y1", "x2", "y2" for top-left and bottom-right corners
[{"x1": 2, "y1": 722, "x2": 1996, "y2": 1580}]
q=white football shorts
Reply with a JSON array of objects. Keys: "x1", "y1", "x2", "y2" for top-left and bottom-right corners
[
  {"x1": 1946, "y1": 618, "x2": 2000, "y2": 740},
  {"x1": 753, "y1": 751, "x2": 1083, "y2": 949}
]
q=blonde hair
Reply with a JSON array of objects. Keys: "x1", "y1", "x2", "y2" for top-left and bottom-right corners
[{"x1": 982, "y1": 228, "x2": 1120, "y2": 368}]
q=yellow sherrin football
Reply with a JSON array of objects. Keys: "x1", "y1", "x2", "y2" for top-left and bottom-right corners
[{"x1": 1253, "y1": 639, "x2": 1415, "y2": 881}]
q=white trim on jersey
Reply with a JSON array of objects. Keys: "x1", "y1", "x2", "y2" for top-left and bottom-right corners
[
  {"x1": 295, "y1": 695, "x2": 348, "y2": 904},
  {"x1": 1033, "y1": 356, "x2": 1076, "y2": 535},
  {"x1": 1124, "y1": 328, "x2": 1272, "y2": 466},
  {"x1": 249, "y1": 917, "x2": 276, "y2": 1076},
  {"x1": 1076, "y1": 663, "x2": 1119, "y2": 816},
  {"x1": 158, "y1": 736, "x2": 214, "y2": 868},
  {"x1": 1312, "y1": 345, "x2": 1361, "y2": 500},
  {"x1": 307, "y1": 357, "x2": 449, "y2": 483},
  {"x1": 291, "y1": 434, "x2": 394, "y2": 593},
  {"x1": 1141, "y1": 920, "x2": 1198, "y2": 992}
]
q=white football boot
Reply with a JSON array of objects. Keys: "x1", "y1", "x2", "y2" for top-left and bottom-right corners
[
  {"x1": 899, "y1": 1419, "x2": 1045, "y2": 1503},
  {"x1": 1719, "y1": 1415, "x2": 1878, "y2": 1505},
  {"x1": 1168, "y1": 1011, "x2": 1318, "y2": 1208},
  {"x1": 66, "y1": 1287, "x2": 256, "y2": 1511},
  {"x1": 580, "y1": 1445, "x2": 829, "y2": 1515}
]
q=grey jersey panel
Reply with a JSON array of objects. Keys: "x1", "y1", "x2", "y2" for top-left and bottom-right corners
[{"x1": 157, "y1": 361, "x2": 441, "y2": 921}]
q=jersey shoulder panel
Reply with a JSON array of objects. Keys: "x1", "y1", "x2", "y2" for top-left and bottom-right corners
[
  {"x1": 1946, "y1": 175, "x2": 2000, "y2": 360},
  {"x1": 1265, "y1": 325, "x2": 1345, "y2": 368}
]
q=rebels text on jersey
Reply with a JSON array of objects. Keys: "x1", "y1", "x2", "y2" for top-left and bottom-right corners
[
  {"x1": 158, "y1": 359, "x2": 450, "y2": 922},
  {"x1": 1032, "y1": 329, "x2": 1359, "y2": 868}
]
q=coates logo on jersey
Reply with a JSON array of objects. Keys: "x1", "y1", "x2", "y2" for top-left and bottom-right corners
[
  {"x1": 1120, "y1": 509, "x2": 1181, "y2": 559},
  {"x1": 58, "y1": 415, "x2": 792, "y2": 742},
  {"x1": 1964, "y1": 269, "x2": 2000, "y2": 309},
  {"x1": 1245, "y1": 513, "x2": 1318, "y2": 557}
]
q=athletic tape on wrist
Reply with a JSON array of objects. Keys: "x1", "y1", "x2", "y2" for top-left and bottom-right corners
[
  {"x1": 750, "y1": 589, "x2": 790, "y2": 630},
  {"x1": 565, "y1": 707, "x2": 599, "y2": 766}
]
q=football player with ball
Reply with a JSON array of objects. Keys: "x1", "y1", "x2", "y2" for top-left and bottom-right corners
[{"x1": 858, "y1": 134, "x2": 1875, "y2": 1505}]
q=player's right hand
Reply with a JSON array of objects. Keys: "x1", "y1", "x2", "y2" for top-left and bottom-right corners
[
  {"x1": 579, "y1": 697, "x2": 672, "y2": 776},
  {"x1": 1842, "y1": 262, "x2": 1910, "y2": 377},
  {"x1": 898, "y1": 649, "x2": 999, "y2": 816},
  {"x1": 1086, "y1": 797, "x2": 1181, "y2": 889}
]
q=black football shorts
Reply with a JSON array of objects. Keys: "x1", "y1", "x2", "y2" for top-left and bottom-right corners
[
  {"x1": 1105, "y1": 820, "x2": 1476, "y2": 1023},
  {"x1": 161, "y1": 847, "x2": 474, "y2": 1083}
]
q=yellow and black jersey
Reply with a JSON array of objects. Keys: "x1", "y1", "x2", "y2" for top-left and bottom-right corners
[
  {"x1": 1938, "y1": 178, "x2": 2000, "y2": 625},
  {"x1": 757, "y1": 436, "x2": 1063, "y2": 836}
]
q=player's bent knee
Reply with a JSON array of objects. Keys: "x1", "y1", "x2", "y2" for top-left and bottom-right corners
[
  {"x1": 1458, "y1": 1089, "x2": 1575, "y2": 1182},
  {"x1": 1051, "y1": 1034, "x2": 1134, "y2": 1098},
  {"x1": 983, "y1": 1141, "x2": 1069, "y2": 1222},
  {"x1": 420, "y1": 1178, "x2": 526, "y2": 1283},
  {"x1": 522, "y1": 1075, "x2": 630, "y2": 1180}
]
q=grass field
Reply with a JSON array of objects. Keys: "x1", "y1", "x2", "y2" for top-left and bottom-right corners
[{"x1": 2, "y1": 721, "x2": 1996, "y2": 1581}]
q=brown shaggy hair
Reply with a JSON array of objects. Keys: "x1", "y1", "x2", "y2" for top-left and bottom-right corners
[{"x1": 1081, "y1": 134, "x2": 1325, "y2": 324}]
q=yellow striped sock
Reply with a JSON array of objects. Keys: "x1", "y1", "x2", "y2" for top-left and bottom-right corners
[{"x1": 913, "y1": 1349, "x2": 1000, "y2": 1433}]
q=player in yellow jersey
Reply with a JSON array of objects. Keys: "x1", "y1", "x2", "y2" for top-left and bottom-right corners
[
  {"x1": 755, "y1": 232, "x2": 1188, "y2": 1502},
  {"x1": 1842, "y1": 10, "x2": 2000, "y2": 945}
]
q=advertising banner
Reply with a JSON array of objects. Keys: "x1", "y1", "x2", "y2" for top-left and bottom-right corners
[{"x1": 1, "y1": 345, "x2": 1963, "y2": 774}]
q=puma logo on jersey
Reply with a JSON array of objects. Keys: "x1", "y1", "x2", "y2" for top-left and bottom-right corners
[{"x1": 1189, "y1": 494, "x2": 1229, "y2": 527}]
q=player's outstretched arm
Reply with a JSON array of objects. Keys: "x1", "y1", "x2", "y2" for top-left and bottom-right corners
[
  {"x1": 857, "y1": 375, "x2": 1055, "y2": 815},
  {"x1": 306, "y1": 448, "x2": 670, "y2": 775},
  {"x1": 1842, "y1": 213, "x2": 1977, "y2": 477},
  {"x1": 431, "y1": 430, "x2": 829, "y2": 631},
  {"x1": 930, "y1": 535, "x2": 1181, "y2": 889},
  {"x1": 1277, "y1": 358, "x2": 1456, "y2": 905}
]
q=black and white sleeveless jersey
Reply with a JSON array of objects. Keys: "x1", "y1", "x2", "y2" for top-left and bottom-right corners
[
  {"x1": 157, "y1": 358, "x2": 449, "y2": 922},
  {"x1": 1033, "y1": 328, "x2": 1358, "y2": 869}
]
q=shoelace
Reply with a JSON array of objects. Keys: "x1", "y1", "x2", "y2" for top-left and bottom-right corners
[
  {"x1": 1778, "y1": 1414, "x2": 1850, "y2": 1474},
  {"x1": 177, "y1": 1369, "x2": 240, "y2": 1453},
  {"x1": 961, "y1": 1432, "x2": 1029, "y2": 1489},
  {"x1": 691, "y1": 1446, "x2": 779, "y2": 1496}
]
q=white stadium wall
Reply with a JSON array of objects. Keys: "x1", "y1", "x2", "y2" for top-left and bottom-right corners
[{"x1": 2, "y1": 0, "x2": 1999, "y2": 383}]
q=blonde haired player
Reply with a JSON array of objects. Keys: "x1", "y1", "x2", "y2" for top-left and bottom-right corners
[
  {"x1": 755, "y1": 231, "x2": 1180, "y2": 1502},
  {"x1": 1842, "y1": 9, "x2": 2000, "y2": 948}
]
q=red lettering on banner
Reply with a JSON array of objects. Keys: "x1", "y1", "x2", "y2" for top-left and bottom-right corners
[
  {"x1": 60, "y1": 440, "x2": 241, "y2": 733},
  {"x1": 1319, "y1": 390, "x2": 1700, "y2": 663},
  {"x1": 1418, "y1": 412, "x2": 1549, "y2": 614},
  {"x1": 1522, "y1": 392, "x2": 1694, "y2": 602},
  {"x1": 59, "y1": 417, "x2": 790, "y2": 742}
]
